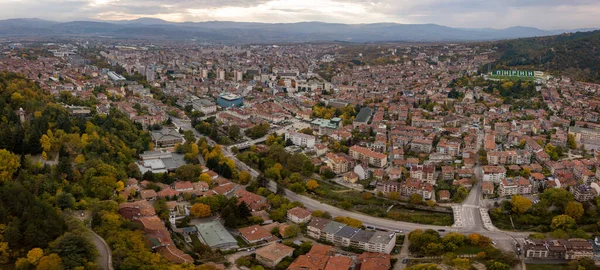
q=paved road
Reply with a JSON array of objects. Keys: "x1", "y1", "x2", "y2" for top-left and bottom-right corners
[{"x1": 89, "y1": 229, "x2": 113, "y2": 270}]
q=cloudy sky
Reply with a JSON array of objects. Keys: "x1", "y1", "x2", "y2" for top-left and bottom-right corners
[{"x1": 1, "y1": 0, "x2": 600, "y2": 29}]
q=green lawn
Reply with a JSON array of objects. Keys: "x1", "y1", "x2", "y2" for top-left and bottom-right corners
[
  {"x1": 384, "y1": 207, "x2": 453, "y2": 226},
  {"x1": 455, "y1": 245, "x2": 481, "y2": 255},
  {"x1": 526, "y1": 264, "x2": 569, "y2": 270}
]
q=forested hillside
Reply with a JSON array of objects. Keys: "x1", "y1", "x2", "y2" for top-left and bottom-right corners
[
  {"x1": 0, "y1": 72, "x2": 199, "y2": 269},
  {"x1": 491, "y1": 30, "x2": 600, "y2": 82}
]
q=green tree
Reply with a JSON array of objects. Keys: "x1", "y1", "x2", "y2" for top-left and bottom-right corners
[
  {"x1": 49, "y1": 232, "x2": 97, "y2": 269},
  {"x1": 488, "y1": 261, "x2": 510, "y2": 270},
  {"x1": 409, "y1": 194, "x2": 424, "y2": 205},
  {"x1": 510, "y1": 195, "x2": 533, "y2": 214},
  {"x1": 551, "y1": 215, "x2": 577, "y2": 231},
  {"x1": 564, "y1": 201, "x2": 584, "y2": 221},
  {"x1": 289, "y1": 183, "x2": 305, "y2": 193},
  {"x1": 540, "y1": 188, "x2": 574, "y2": 209}
]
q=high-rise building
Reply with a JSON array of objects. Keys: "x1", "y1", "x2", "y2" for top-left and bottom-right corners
[
  {"x1": 233, "y1": 70, "x2": 243, "y2": 82},
  {"x1": 217, "y1": 69, "x2": 226, "y2": 81}
]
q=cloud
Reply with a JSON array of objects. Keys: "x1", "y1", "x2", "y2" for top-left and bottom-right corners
[{"x1": 0, "y1": 0, "x2": 599, "y2": 29}]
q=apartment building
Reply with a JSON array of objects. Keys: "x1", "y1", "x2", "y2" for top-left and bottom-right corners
[
  {"x1": 524, "y1": 238, "x2": 594, "y2": 260},
  {"x1": 285, "y1": 131, "x2": 316, "y2": 148},
  {"x1": 481, "y1": 166, "x2": 507, "y2": 183},
  {"x1": 325, "y1": 153, "x2": 353, "y2": 174},
  {"x1": 498, "y1": 177, "x2": 533, "y2": 197},
  {"x1": 487, "y1": 150, "x2": 531, "y2": 165},
  {"x1": 349, "y1": 145, "x2": 388, "y2": 168},
  {"x1": 306, "y1": 218, "x2": 396, "y2": 254},
  {"x1": 410, "y1": 164, "x2": 436, "y2": 184}
]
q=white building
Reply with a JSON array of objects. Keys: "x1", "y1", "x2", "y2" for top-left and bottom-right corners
[{"x1": 285, "y1": 131, "x2": 315, "y2": 148}]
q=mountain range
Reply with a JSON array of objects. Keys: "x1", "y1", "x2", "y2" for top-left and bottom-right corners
[{"x1": 0, "y1": 18, "x2": 597, "y2": 43}]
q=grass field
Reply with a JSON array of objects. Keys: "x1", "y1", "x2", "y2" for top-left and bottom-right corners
[
  {"x1": 526, "y1": 264, "x2": 569, "y2": 270},
  {"x1": 455, "y1": 245, "x2": 481, "y2": 255}
]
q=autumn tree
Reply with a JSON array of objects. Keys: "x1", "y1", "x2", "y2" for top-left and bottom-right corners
[
  {"x1": 333, "y1": 216, "x2": 363, "y2": 228},
  {"x1": 551, "y1": 215, "x2": 577, "y2": 231},
  {"x1": 306, "y1": 180, "x2": 319, "y2": 191},
  {"x1": 36, "y1": 254, "x2": 64, "y2": 270},
  {"x1": 468, "y1": 233, "x2": 491, "y2": 247},
  {"x1": 191, "y1": 203, "x2": 212, "y2": 218},
  {"x1": 362, "y1": 192, "x2": 373, "y2": 200},
  {"x1": 510, "y1": 195, "x2": 532, "y2": 214},
  {"x1": 0, "y1": 149, "x2": 20, "y2": 182},
  {"x1": 199, "y1": 173, "x2": 212, "y2": 184},
  {"x1": 564, "y1": 201, "x2": 584, "y2": 221},
  {"x1": 27, "y1": 248, "x2": 44, "y2": 265},
  {"x1": 238, "y1": 171, "x2": 252, "y2": 185}
]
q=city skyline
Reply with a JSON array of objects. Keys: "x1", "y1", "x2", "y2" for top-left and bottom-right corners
[{"x1": 1, "y1": 0, "x2": 600, "y2": 30}]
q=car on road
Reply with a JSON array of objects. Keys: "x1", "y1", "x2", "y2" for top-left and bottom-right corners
[
  {"x1": 366, "y1": 225, "x2": 375, "y2": 230},
  {"x1": 437, "y1": 229, "x2": 446, "y2": 232},
  {"x1": 402, "y1": 259, "x2": 408, "y2": 264},
  {"x1": 492, "y1": 241, "x2": 497, "y2": 246},
  {"x1": 395, "y1": 230, "x2": 403, "y2": 233}
]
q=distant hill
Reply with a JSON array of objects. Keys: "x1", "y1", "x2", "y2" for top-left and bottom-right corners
[
  {"x1": 0, "y1": 18, "x2": 592, "y2": 43},
  {"x1": 491, "y1": 30, "x2": 600, "y2": 82}
]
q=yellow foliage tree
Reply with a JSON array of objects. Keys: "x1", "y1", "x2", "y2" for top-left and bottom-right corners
[
  {"x1": 333, "y1": 216, "x2": 363, "y2": 228},
  {"x1": 306, "y1": 180, "x2": 319, "y2": 190},
  {"x1": 0, "y1": 241, "x2": 9, "y2": 264},
  {"x1": 36, "y1": 254, "x2": 64, "y2": 270},
  {"x1": 239, "y1": 171, "x2": 252, "y2": 185},
  {"x1": 190, "y1": 203, "x2": 211, "y2": 218},
  {"x1": 116, "y1": 181, "x2": 125, "y2": 192},
  {"x1": 74, "y1": 154, "x2": 85, "y2": 165},
  {"x1": 27, "y1": 248, "x2": 44, "y2": 265},
  {"x1": 510, "y1": 195, "x2": 532, "y2": 214},
  {"x1": 41, "y1": 151, "x2": 48, "y2": 161},
  {"x1": 199, "y1": 173, "x2": 212, "y2": 184},
  {"x1": 0, "y1": 149, "x2": 20, "y2": 183},
  {"x1": 40, "y1": 134, "x2": 52, "y2": 153}
]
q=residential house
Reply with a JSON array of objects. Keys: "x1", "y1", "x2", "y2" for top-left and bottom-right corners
[
  {"x1": 238, "y1": 225, "x2": 275, "y2": 244},
  {"x1": 287, "y1": 207, "x2": 312, "y2": 224},
  {"x1": 255, "y1": 242, "x2": 294, "y2": 268}
]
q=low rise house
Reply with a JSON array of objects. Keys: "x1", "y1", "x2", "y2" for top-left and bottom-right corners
[
  {"x1": 255, "y1": 242, "x2": 295, "y2": 268},
  {"x1": 482, "y1": 181, "x2": 495, "y2": 196},
  {"x1": 238, "y1": 224, "x2": 276, "y2": 244},
  {"x1": 287, "y1": 207, "x2": 312, "y2": 224},
  {"x1": 357, "y1": 252, "x2": 391, "y2": 270}
]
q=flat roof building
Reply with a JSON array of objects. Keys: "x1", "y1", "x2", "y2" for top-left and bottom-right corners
[{"x1": 195, "y1": 221, "x2": 238, "y2": 250}]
